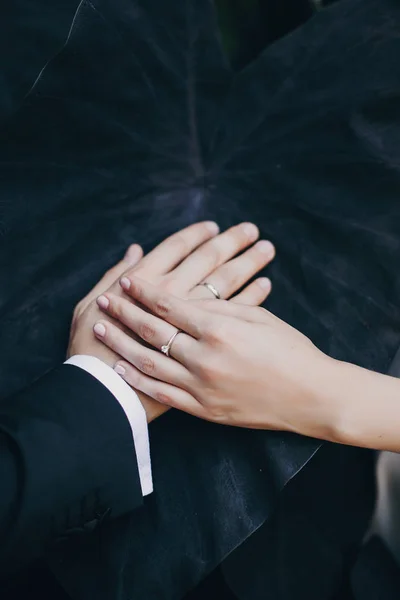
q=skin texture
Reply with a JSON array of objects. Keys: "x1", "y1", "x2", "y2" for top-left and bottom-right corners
[
  {"x1": 94, "y1": 276, "x2": 400, "y2": 454},
  {"x1": 68, "y1": 221, "x2": 275, "y2": 422}
]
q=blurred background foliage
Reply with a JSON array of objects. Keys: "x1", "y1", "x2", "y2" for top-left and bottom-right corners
[{"x1": 215, "y1": 0, "x2": 337, "y2": 69}]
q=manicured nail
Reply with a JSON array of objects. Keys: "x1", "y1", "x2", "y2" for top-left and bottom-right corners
[
  {"x1": 120, "y1": 277, "x2": 131, "y2": 290},
  {"x1": 206, "y1": 221, "x2": 220, "y2": 234},
  {"x1": 257, "y1": 277, "x2": 271, "y2": 290},
  {"x1": 93, "y1": 323, "x2": 106, "y2": 337},
  {"x1": 242, "y1": 223, "x2": 259, "y2": 240},
  {"x1": 124, "y1": 244, "x2": 141, "y2": 262},
  {"x1": 114, "y1": 364, "x2": 126, "y2": 376},
  {"x1": 255, "y1": 240, "x2": 275, "y2": 256},
  {"x1": 97, "y1": 295, "x2": 109, "y2": 309}
]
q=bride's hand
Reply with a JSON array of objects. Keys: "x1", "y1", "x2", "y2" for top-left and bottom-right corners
[
  {"x1": 93, "y1": 277, "x2": 333, "y2": 436},
  {"x1": 68, "y1": 222, "x2": 275, "y2": 421}
]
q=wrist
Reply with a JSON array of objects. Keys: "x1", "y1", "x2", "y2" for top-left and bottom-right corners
[
  {"x1": 284, "y1": 351, "x2": 348, "y2": 443},
  {"x1": 324, "y1": 360, "x2": 400, "y2": 451},
  {"x1": 307, "y1": 356, "x2": 355, "y2": 444},
  {"x1": 296, "y1": 354, "x2": 383, "y2": 447}
]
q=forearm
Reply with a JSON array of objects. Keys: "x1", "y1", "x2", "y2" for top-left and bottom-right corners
[{"x1": 306, "y1": 356, "x2": 400, "y2": 452}]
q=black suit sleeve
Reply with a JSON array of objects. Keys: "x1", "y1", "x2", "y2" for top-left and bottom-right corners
[{"x1": 0, "y1": 364, "x2": 143, "y2": 577}]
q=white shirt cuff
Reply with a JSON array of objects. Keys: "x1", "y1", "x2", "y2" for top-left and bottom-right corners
[{"x1": 65, "y1": 355, "x2": 153, "y2": 496}]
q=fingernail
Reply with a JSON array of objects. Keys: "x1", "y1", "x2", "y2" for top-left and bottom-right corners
[
  {"x1": 124, "y1": 244, "x2": 140, "y2": 262},
  {"x1": 120, "y1": 277, "x2": 131, "y2": 290},
  {"x1": 93, "y1": 323, "x2": 106, "y2": 337},
  {"x1": 255, "y1": 240, "x2": 275, "y2": 256},
  {"x1": 97, "y1": 295, "x2": 109, "y2": 309},
  {"x1": 242, "y1": 223, "x2": 259, "y2": 240},
  {"x1": 114, "y1": 364, "x2": 126, "y2": 376},
  {"x1": 206, "y1": 221, "x2": 220, "y2": 234},
  {"x1": 257, "y1": 277, "x2": 271, "y2": 290}
]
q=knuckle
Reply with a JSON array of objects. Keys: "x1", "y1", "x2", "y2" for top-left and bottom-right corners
[
  {"x1": 158, "y1": 277, "x2": 174, "y2": 294},
  {"x1": 207, "y1": 404, "x2": 226, "y2": 423},
  {"x1": 125, "y1": 265, "x2": 139, "y2": 278},
  {"x1": 126, "y1": 367, "x2": 141, "y2": 387},
  {"x1": 209, "y1": 403, "x2": 241, "y2": 426},
  {"x1": 155, "y1": 297, "x2": 171, "y2": 316},
  {"x1": 138, "y1": 321, "x2": 156, "y2": 342},
  {"x1": 155, "y1": 391, "x2": 173, "y2": 405},
  {"x1": 205, "y1": 321, "x2": 227, "y2": 344},
  {"x1": 195, "y1": 241, "x2": 221, "y2": 269},
  {"x1": 196, "y1": 363, "x2": 211, "y2": 382},
  {"x1": 130, "y1": 280, "x2": 143, "y2": 301},
  {"x1": 204, "y1": 243, "x2": 221, "y2": 265},
  {"x1": 137, "y1": 354, "x2": 156, "y2": 375},
  {"x1": 218, "y1": 264, "x2": 242, "y2": 289},
  {"x1": 108, "y1": 296, "x2": 123, "y2": 318},
  {"x1": 197, "y1": 356, "x2": 220, "y2": 382},
  {"x1": 171, "y1": 233, "x2": 189, "y2": 255},
  {"x1": 225, "y1": 227, "x2": 246, "y2": 249}
]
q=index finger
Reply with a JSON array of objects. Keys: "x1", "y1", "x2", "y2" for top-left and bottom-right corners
[
  {"x1": 133, "y1": 221, "x2": 219, "y2": 275},
  {"x1": 120, "y1": 276, "x2": 210, "y2": 339}
]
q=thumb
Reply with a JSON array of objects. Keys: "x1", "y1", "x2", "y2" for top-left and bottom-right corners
[
  {"x1": 99, "y1": 244, "x2": 144, "y2": 291},
  {"x1": 78, "y1": 244, "x2": 143, "y2": 312}
]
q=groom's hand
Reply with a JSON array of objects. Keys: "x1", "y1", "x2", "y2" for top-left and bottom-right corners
[{"x1": 68, "y1": 222, "x2": 275, "y2": 421}]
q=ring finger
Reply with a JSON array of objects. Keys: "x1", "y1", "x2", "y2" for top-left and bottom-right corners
[
  {"x1": 189, "y1": 240, "x2": 275, "y2": 300},
  {"x1": 168, "y1": 222, "x2": 260, "y2": 292},
  {"x1": 93, "y1": 318, "x2": 194, "y2": 387},
  {"x1": 96, "y1": 293, "x2": 198, "y2": 366}
]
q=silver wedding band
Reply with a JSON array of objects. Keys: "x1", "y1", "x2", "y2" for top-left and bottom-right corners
[
  {"x1": 160, "y1": 330, "x2": 181, "y2": 358},
  {"x1": 199, "y1": 282, "x2": 221, "y2": 300}
]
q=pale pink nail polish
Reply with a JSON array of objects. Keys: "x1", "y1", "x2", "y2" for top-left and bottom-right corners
[
  {"x1": 94, "y1": 323, "x2": 106, "y2": 337},
  {"x1": 120, "y1": 277, "x2": 131, "y2": 290},
  {"x1": 114, "y1": 364, "x2": 126, "y2": 376},
  {"x1": 97, "y1": 295, "x2": 109, "y2": 309}
]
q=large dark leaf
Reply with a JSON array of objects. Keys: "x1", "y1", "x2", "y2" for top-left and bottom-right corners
[{"x1": 0, "y1": 0, "x2": 399, "y2": 598}]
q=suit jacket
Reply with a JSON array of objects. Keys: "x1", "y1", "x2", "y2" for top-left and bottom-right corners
[{"x1": 0, "y1": 365, "x2": 142, "y2": 579}]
